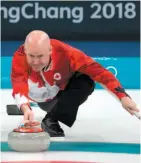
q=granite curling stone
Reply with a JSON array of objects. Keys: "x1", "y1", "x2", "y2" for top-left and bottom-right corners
[{"x1": 8, "y1": 122, "x2": 50, "y2": 152}]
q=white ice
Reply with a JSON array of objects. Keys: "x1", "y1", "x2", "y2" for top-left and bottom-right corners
[{"x1": 0, "y1": 89, "x2": 141, "y2": 163}]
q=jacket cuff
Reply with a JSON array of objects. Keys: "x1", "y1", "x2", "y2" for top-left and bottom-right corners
[
  {"x1": 114, "y1": 86, "x2": 130, "y2": 100},
  {"x1": 14, "y1": 93, "x2": 29, "y2": 109}
]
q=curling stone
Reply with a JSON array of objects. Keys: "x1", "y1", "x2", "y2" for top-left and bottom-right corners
[{"x1": 8, "y1": 122, "x2": 50, "y2": 152}]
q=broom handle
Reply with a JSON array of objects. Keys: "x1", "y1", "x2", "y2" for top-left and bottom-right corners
[{"x1": 133, "y1": 111, "x2": 141, "y2": 120}]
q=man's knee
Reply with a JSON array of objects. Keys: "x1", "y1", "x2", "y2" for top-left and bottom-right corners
[
  {"x1": 80, "y1": 74, "x2": 95, "y2": 95},
  {"x1": 87, "y1": 80, "x2": 95, "y2": 95},
  {"x1": 74, "y1": 74, "x2": 95, "y2": 105}
]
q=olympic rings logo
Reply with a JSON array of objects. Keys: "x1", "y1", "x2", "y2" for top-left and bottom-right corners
[{"x1": 106, "y1": 66, "x2": 118, "y2": 77}]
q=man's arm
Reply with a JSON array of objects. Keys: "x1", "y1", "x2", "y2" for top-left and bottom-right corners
[
  {"x1": 77, "y1": 61, "x2": 128, "y2": 100},
  {"x1": 54, "y1": 39, "x2": 140, "y2": 116},
  {"x1": 53, "y1": 39, "x2": 128, "y2": 100},
  {"x1": 11, "y1": 46, "x2": 30, "y2": 110}
]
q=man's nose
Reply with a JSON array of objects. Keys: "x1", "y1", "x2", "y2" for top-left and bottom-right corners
[{"x1": 33, "y1": 59, "x2": 40, "y2": 65}]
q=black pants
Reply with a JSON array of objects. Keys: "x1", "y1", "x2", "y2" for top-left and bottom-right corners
[{"x1": 38, "y1": 73, "x2": 95, "y2": 127}]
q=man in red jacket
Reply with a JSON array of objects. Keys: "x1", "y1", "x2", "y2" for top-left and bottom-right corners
[{"x1": 11, "y1": 30, "x2": 139, "y2": 137}]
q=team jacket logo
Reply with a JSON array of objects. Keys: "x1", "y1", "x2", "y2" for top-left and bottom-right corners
[{"x1": 54, "y1": 73, "x2": 61, "y2": 80}]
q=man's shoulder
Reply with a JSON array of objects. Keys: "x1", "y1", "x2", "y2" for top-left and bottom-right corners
[
  {"x1": 50, "y1": 39, "x2": 74, "y2": 52},
  {"x1": 50, "y1": 39, "x2": 62, "y2": 46},
  {"x1": 50, "y1": 39, "x2": 66, "y2": 52},
  {"x1": 14, "y1": 44, "x2": 25, "y2": 56}
]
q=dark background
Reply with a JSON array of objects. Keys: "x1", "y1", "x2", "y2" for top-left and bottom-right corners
[{"x1": 1, "y1": 1, "x2": 140, "y2": 41}]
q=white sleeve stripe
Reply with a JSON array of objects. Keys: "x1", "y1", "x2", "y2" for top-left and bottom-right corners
[{"x1": 14, "y1": 93, "x2": 29, "y2": 109}]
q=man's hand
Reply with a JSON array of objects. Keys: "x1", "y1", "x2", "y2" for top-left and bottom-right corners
[
  {"x1": 121, "y1": 96, "x2": 140, "y2": 115},
  {"x1": 21, "y1": 104, "x2": 34, "y2": 124}
]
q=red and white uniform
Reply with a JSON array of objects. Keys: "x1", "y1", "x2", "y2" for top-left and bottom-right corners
[{"x1": 11, "y1": 39, "x2": 127, "y2": 109}]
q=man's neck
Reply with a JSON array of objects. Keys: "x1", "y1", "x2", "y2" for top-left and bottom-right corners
[{"x1": 43, "y1": 56, "x2": 52, "y2": 72}]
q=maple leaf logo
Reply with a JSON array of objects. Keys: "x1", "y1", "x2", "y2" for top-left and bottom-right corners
[{"x1": 54, "y1": 73, "x2": 61, "y2": 80}]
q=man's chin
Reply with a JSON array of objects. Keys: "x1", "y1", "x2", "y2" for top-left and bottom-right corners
[{"x1": 32, "y1": 67, "x2": 42, "y2": 72}]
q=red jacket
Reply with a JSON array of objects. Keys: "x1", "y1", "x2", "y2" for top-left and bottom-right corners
[{"x1": 11, "y1": 39, "x2": 127, "y2": 109}]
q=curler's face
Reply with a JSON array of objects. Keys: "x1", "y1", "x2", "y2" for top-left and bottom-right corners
[
  {"x1": 25, "y1": 44, "x2": 52, "y2": 72},
  {"x1": 24, "y1": 31, "x2": 52, "y2": 72}
]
